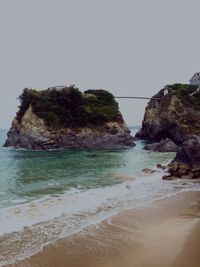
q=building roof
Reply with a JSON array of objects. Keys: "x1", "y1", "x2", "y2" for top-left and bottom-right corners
[
  {"x1": 49, "y1": 85, "x2": 66, "y2": 89},
  {"x1": 191, "y1": 72, "x2": 200, "y2": 79}
]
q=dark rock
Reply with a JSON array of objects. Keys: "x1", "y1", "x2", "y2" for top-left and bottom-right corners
[
  {"x1": 4, "y1": 105, "x2": 135, "y2": 150},
  {"x1": 162, "y1": 175, "x2": 176, "y2": 180},
  {"x1": 156, "y1": 163, "x2": 166, "y2": 170},
  {"x1": 136, "y1": 84, "x2": 200, "y2": 144},
  {"x1": 181, "y1": 175, "x2": 194, "y2": 179},
  {"x1": 163, "y1": 152, "x2": 200, "y2": 180},
  {"x1": 135, "y1": 84, "x2": 200, "y2": 181},
  {"x1": 144, "y1": 138, "x2": 179, "y2": 152},
  {"x1": 174, "y1": 137, "x2": 200, "y2": 165},
  {"x1": 191, "y1": 167, "x2": 200, "y2": 179},
  {"x1": 167, "y1": 162, "x2": 179, "y2": 173},
  {"x1": 142, "y1": 168, "x2": 153, "y2": 174}
]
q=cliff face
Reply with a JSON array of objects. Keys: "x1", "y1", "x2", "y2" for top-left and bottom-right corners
[
  {"x1": 4, "y1": 87, "x2": 134, "y2": 150},
  {"x1": 136, "y1": 84, "x2": 200, "y2": 144},
  {"x1": 136, "y1": 83, "x2": 200, "y2": 179}
]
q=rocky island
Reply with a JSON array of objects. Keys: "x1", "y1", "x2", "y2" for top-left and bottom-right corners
[
  {"x1": 4, "y1": 86, "x2": 134, "y2": 150},
  {"x1": 136, "y1": 83, "x2": 200, "y2": 179}
]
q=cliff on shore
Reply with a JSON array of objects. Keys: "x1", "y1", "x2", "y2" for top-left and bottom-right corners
[
  {"x1": 136, "y1": 83, "x2": 200, "y2": 179},
  {"x1": 4, "y1": 86, "x2": 134, "y2": 150},
  {"x1": 136, "y1": 84, "x2": 200, "y2": 144}
]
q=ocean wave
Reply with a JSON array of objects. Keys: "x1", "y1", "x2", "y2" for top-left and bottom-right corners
[{"x1": 0, "y1": 171, "x2": 200, "y2": 266}]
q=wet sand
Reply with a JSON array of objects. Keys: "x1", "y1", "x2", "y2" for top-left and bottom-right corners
[
  {"x1": 173, "y1": 220, "x2": 200, "y2": 267},
  {"x1": 6, "y1": 191, "x2": 200, "y2": 267}
]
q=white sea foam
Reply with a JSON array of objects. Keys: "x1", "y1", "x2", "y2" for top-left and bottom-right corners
[
  {"x1": 0, "y1": 171, "x2": 200, "y2": 266},
  {"x1": 0, "y1": 128, "x2": 200, "y2": 265},
  {"x1": 0, "y1": 171, "x2": 199, "y2": 236}
]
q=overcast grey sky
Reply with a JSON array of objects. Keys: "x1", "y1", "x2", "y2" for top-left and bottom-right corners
[{"x1": 0, "y1": 0, "x2": 199, "y2": 129}]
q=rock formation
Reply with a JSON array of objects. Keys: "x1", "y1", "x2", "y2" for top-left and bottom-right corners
[
  {"x1": 163, "y1": 136, "x2": 200, "y2": 180},
  {"x1": 4, "y1": 87, "x2": 134, "y2": 150},
  {"x1": 136, "y1": 84, "x2": 200, "y2": 145},
  {"x1": 144, "y1": 138, "x2": 178, "y2": 152},
  {"x1": 136, "y1": 83, "x2": 200, "y2": 179}
]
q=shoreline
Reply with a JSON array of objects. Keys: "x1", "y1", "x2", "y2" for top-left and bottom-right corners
[{"x1": 5, "y1": 191, "x2": 200, "y2": 267}]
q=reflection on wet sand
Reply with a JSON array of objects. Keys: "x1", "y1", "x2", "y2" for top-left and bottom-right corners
[{"x1": 6, "y1": 191, "x2": 200, "y2": 267}]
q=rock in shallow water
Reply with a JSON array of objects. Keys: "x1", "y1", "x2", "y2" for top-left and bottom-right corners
[
  {"x1": 174, "y1": 136, "x2": 200, "y2": 165},
  {"x1": 163, "y1": 138, "x2": 200, "y2": 180},
  {"x1": 4, "y1": 111, "x2": 135, "y2": 150},
  {"x1": 134, "y1": 83, "x2": 200, "y2": 180},
  {"x1": 144, "y1": 138, "x2": 179, "y2": 153},
  {"x1": 142, "y1": 168, "x2": 154, "y2": 174},
  {"x1": 156, "y1": 164, "x2": 166, "y2": 170},
  {"x1": 4, "y1": 88, "x2": 135, "y2": 150}
]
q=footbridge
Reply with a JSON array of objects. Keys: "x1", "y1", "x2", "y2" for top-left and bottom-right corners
[{"x1": 114, "y1": 96, "x2": 160, "y2": 100}]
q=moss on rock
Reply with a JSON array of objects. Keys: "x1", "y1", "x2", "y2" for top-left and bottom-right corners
[
  {"x1": 17, "y1": 86, "x2": 123, "y2": 129},
  {"x1": 167, "y1": 83, "x2": 200, "y2": 109}
]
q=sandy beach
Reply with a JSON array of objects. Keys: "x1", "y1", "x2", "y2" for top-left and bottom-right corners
[
  {"x1": 1, "y1": 0, "x2": 200, "y2": 266},
  {"x1": 5, "y1": 191, "x2": 200, "y2": 267}
]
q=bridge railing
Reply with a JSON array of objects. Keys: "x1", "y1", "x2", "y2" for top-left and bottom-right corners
[{"x1": 114, "y1": 96, "x2": 160, "y2": 100}]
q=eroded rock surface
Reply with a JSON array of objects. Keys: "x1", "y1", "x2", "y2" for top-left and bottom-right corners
[
  {"x1": 136, "y1": 84, "x2": 200, "y2": 179},
  {"x1": 136, "y1": 84, "x2": 200, "y2": 145},
  {"x1": 4, "y1": 88, "x2": 134, "y2": 150},
  {"x1": 144, "y1": 138, "x2": 179, "y2": 152},
  {"x1": 163, "y1": 136, "x2": 200, "y2": 180}
]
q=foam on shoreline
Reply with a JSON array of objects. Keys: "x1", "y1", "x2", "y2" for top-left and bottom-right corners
[
  {"x1": 4, "y1": 191, "x2": 200, "y2": 267},
  {"x1": 0, "y1": 171, "x2": 200, "y2": 266}
]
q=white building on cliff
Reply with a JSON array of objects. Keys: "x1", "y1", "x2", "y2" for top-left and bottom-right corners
[{"x1": 189, "y1": 73, "x2": 200, "y2": 85}]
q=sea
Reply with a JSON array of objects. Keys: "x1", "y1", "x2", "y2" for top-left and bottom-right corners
[{"x1": 0, "y1": 127, "x2": 200, "y2": 265}]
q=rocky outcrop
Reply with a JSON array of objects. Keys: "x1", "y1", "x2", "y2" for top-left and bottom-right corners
[
  {"x1": 4, "y1": 97, "x2": 134, "y2": 150},
  {"x1": 163, "y1": 162, "x2": 200, "y2": 180},
  {"x1": 163, "y1": 136, "x2": 200, "y2": 180},
  {"x1": 136, "y1": 84, "x2": 200, "y2": 144},
  {"x1": 136, "y1": 84, "x2": 200, "y2": 179},
  {"x1": 144, "y1": 138, "x2": 179, "y2": 152},
  {"x1": 142, "y1": 168, "x2": 154, "y2": 174},
  {"x1": 174, "y1": 136, "x2": 200, "y2": 165}
]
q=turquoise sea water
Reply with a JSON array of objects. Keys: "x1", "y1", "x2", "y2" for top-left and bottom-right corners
[
  {"x1": 0, "y1": 127, "x2": 199, "y2": 265},
  {"x1": 0, "y1": 127, "x2": 173, "y2": 209}
]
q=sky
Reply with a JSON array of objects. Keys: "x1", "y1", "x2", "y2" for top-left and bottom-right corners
[{"x1": 0, "y1": 0, "x2": 199, "y2": 129}]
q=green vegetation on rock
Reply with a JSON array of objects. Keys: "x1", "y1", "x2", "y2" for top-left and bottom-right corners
[
  {"x1": 17, "y1": 86, "x2": 122, "y2": 129},
  {"x1": 168, "y1": 84, "x2": 200, "y2": 109},
  {"x1": 137, "y1": 83, "x2": 200, "y2": 142}
]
